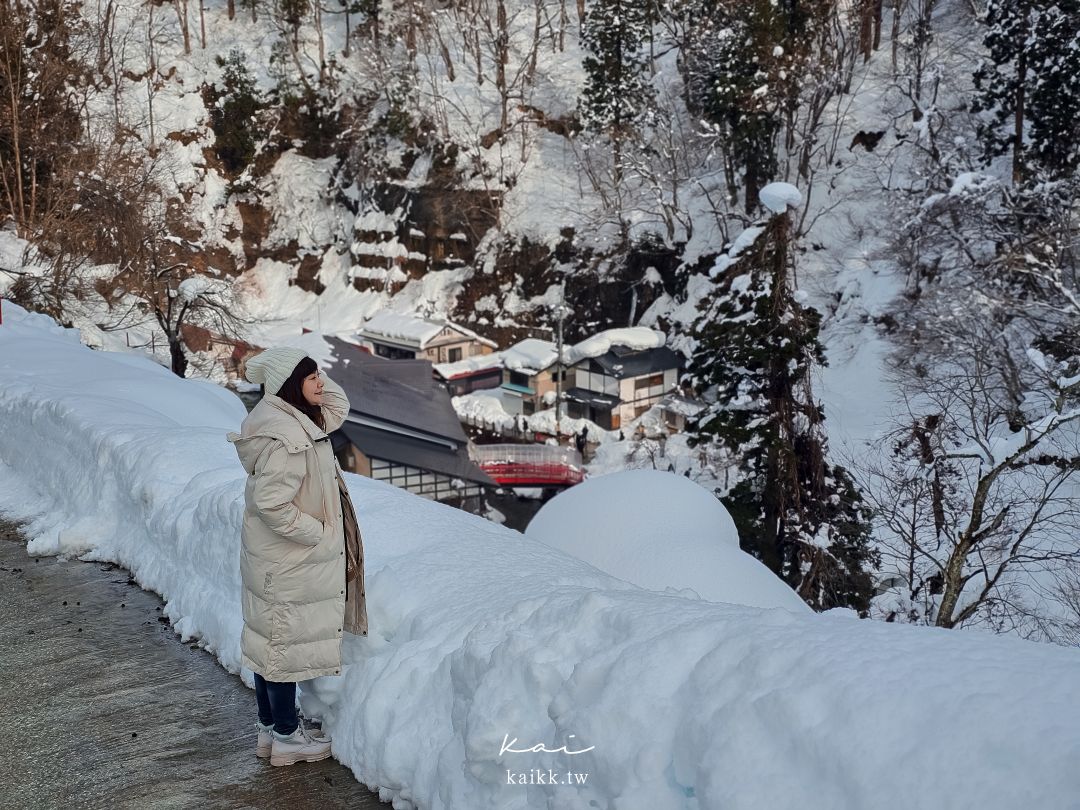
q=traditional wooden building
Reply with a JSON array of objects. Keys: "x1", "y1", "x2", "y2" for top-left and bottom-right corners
[
  {"x1": 354, "y1": 311, "x2": 497, "y2": 364},
  {"x1": 563, "y1": 330, "x2": 682, "y2": 431},
  {"x1": 325, "y1": 337, "x2": 496, "y2": 505}
]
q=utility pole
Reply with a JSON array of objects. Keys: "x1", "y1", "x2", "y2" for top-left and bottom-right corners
[{"x1": 553, "y1": 285, "x2": 570, "y2": 440}]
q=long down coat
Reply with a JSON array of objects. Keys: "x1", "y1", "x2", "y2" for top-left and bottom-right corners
[{"x1": 226, "y1": 374, "x2": 366, "y2": 682}]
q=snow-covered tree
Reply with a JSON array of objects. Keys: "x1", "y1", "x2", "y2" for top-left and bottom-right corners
[
  {"x1": 863, "y1": 294, "x2": 1080, "y2": 641},
  {"x1": 207, "y1": 50, "x2": 264, "y2": 174},
  {"x1": 0, "y1": 0, "x2": 93, "y2": 240},
  {"x1": 972, "y1": 0, "x2": 1080, "y2": 181},
  {"x1": 673, "y1": 0, "x2": 833, "y2": 213},
  {"x1": 685, "y1": 204, "x2": 879, "y2": 612},
  {"x1": 872, "y1": 153, "x2": 1080, "y2": 640},
  {"x1": 578, "y1": 0, "x2": 654, "y2": 139}
]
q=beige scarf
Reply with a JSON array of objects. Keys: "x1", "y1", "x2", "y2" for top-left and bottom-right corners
[{"x1": 336, "y1": 468, "x2": 368, "y2": 636}]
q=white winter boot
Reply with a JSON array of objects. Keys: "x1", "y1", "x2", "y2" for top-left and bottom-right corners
[
  {"x1": 269, "y1": 721, "x2": 333, "y2": 767},
  {"x1": 255, "y1": 721, "x2": 273, "y2": 758}
]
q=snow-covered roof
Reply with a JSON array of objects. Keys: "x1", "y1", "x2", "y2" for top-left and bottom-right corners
[
  {"x1": 357, "y1": 311, "x2": 498, "y2": 351},
  {"x1": 503, "y1": 338, "x2": 558, "y2": 373},
  {"x1": 440, "y1": 332, "x2": 671, "y2": 378},
  {"x1": 658, "y1": 393, "x2": 706, "y2": 417},
  {"x1": 564, "y1": 327, "x2": 666, "y2": 366},
  {"x1": 434, "y1": 337, "x2": 560, "y2": 379},
  {"x1": 433, "y1": 351, "x2": 505, "y2": 379}
]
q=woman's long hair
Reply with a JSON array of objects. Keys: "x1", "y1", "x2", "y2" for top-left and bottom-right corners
[{"x1": 266, "y1": 356, "x2": 325, "y2": 431}]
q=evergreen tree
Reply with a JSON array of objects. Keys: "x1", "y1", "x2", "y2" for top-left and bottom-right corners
[
  {"x1": 685, "y1": 212, "x2": 879, "y2": 612},
  {"x1": 972, "y1": 0, "x2": 1080, "y2": 181},
  {"x1": 208, "y1": 50, "x2": 263, "y2": 174},
  {"x1": 579, "y1": 0, "x2": 653, "y2": 136},
  {"x1": 675, "y1": 0, "x2": 800, "y2": 213},
  {"x1": 578, "y1": 0, "x2": 655, "y2": 181}
]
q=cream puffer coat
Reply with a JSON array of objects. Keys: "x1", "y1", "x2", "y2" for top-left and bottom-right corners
[{"x1": 226, "y1": 374, "x2": 363, "y2": 682}]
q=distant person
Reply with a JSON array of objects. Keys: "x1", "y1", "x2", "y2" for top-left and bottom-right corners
[
  {"x1": 227, "y1": 347, "x2": 367, "y2": 767},
  {"x1": 575, "y1": 426, "x2": 588, "y2": 456}
]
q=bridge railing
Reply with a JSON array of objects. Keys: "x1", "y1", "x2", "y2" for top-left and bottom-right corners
[
  {"x1": 471, "y1": 443, "x2": 583, "y2": 467},
  {"x1": 471, "y1": 443, "x2": 585, "y2": 485}
]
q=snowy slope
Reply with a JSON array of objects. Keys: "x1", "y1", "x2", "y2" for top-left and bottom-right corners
[{"x1": 2, "y1": 303, "x2": 1080, "y2": 809}]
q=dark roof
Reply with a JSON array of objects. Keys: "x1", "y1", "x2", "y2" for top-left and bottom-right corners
[
  {"x1": 325, "y1": 336, "x2": 468, "y2": 443},
  {"x1": 337, "y1": 422, "x2": 496, "y2": 486},
  {"x1": 586, "y1": 345, "x2": 682, "y2": 379},
  {"x1": 564, "y1": 387, "x2": 619, "y2": 409}
]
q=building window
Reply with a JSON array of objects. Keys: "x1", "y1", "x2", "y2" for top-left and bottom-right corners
[
  {"x1": 448, "y1": 346, "x2": 462, "y2": 363},
  {"x1": 375, "y1": 343, "x2": 416, "y2": 360},
  {"x1": 509, "y1": 370, "x2": 530, "y2": 388},
  {"x1": 523, "y1": 399, "x2": 536, "y2": 415},
  {"x1": 580, "y1": 370, "x2": 619, "y2": 395},
  {"x1": 634, "y1": 373, "x2": 665, "y2": 390}
]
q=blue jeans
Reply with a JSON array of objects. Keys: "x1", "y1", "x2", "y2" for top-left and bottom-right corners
[{"x1": 253, "y1": 673, "x2": 298, "y2": 736}]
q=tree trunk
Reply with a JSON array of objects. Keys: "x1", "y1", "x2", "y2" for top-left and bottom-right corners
[
  {"x1": 872, "y1": 0, "x2": 883, "y2": 51},
  {"x1": 169, "y1": 334, "x2": 188, "y2": 377},
  {"x1": 891, "y1": 0, "x2": 901, "y2": 74},
  {"x1": 176, "y1": 0, "x2": 191, "y2": 54},
  {"x1": 496, "y1": 0, "x2": 508, "y2": 129},
  {"x1": 1012, "y1": 24, "x2": 1027, "y2": 184},
  {"x1": 314, "y1": 0, "x2": 327, "y2": 83},
  {"x1": 147, "y1": 2, "x2": 157, "y2": 148},
  {"x1": 935, "y1": 471, "x2": 995, "y2": 627},
  {"x1": 859, "y1": 0, "x2": 873, "y2": 61},
  {"x1": 228, "y1": 0, "x2": 235, "y2": 20}
]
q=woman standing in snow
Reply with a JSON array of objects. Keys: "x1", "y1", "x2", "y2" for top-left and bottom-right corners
[{"x1": 226, "y1": 347, "x2": 367, "y2": 767}]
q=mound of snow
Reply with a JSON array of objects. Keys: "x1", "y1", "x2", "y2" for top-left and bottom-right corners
[
  {"x1": 759, "y1": 182, "x2": 803, "y2": 214},
  {"x1": 526, "y1": 469, "x2": 810, "y2": 612}
]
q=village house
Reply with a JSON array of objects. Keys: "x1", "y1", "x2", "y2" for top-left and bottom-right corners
[
  {"x1": 323, "y1": 337, "x2": 496, "y2": 506},
  {"x1": 562, "y1": 328, "x2": 682, "y2": 431},
  {"x1": 433, "y1": 338, "x2": 563, "y2": 413},
  {"x1": 354, "y1": 311, "x2": 497, "y2": 364},
  {"x1": 656, "y1": 392, "x2": 706, "y2": 434},
  {"x1": 497, "y1": 339, "x2": 563, "y2": 417},
  {"x1": 432, "y1": 351, "x2": 504, "y2": 397}
]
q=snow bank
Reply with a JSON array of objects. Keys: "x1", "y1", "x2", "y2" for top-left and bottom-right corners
[
  {"x1": 452, "y1": 390, "x2": 518, "y2": 430},
  {"x1": 2, "y1": 301, "x2": 1080, "y2": 809},
  {"x1": 526, "y1": 470, "x2": 809, "y2": 612}
]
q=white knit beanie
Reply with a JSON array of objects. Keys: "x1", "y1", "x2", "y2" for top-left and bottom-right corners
[{"x1": 244, "y1": 347, "x2": 309, "y2": 396}]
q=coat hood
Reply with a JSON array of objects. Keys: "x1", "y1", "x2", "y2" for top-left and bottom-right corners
[{"x1": 226, "y1": 393, "x2": 328, "y2": 473}]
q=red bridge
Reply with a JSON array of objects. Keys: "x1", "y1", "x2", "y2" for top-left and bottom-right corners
[{"x1": 471, "y1": 444, "x2": 586, "y2": 487}]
